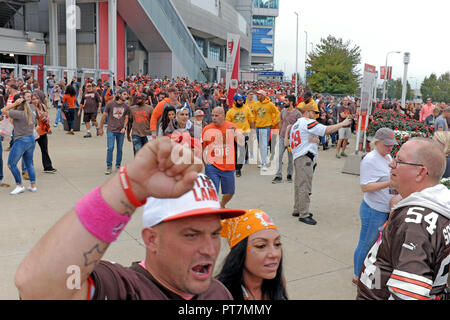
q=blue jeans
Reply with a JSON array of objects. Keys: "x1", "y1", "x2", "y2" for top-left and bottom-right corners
[
  {"x1": 330, "y1": 132, "x2": 337, "y2": 145},
  {"x1": 54, "y1": 108, "x2": 64, "y2": 125},
  {"x1": 131, "y1": 135, "x2": 148, "y2": 156},
  {"x1": 205, "y1": 164, "x2": 235, "y2": 195},
  {"x1": 353, "y1": 200, "x2": 389, "y2": 277},
  {"x1": 8, "y1": 136, "x2": 36, "y2": 185},
  {"x1": 107, "y1": 131, "x2": 125, "y2": 168},
  {"x1": 256, "y1": 126, "x2": 271, "y2": 166}
]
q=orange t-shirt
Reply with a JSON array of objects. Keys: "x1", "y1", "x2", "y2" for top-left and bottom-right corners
[
  {"x1": 62, "y1": 94, "x2": 77, "y2": 109},
  {"x1": 202, "y1": 121, "x2": 237, "y2": 171}
]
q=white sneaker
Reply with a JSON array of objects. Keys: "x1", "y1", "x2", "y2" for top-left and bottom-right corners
[
  {"x1": 28, "y1": 186, "x2": 37, "y2": 192},
  {"x1": 10, "y1": 186, "x2": 25, "y2": 195},
  {"x1": 261, "y1": 165, "x2": 268, "y2": 171}
]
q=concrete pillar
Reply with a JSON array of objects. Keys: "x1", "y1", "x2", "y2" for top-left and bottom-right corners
[
  {"x1": 66, "y1": 0, "x2": 77, "y2": 80},
  {"x1": 49, "y1": 0, "x2": 59, "y2": 66},
  {"x1": 108, "y1": 0, "x2": 117, "y2": 86}
]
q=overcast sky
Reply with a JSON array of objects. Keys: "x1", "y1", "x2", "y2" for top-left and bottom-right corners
[{"x1": 273, "y1": 0, "x2": 450, "y2": 89}]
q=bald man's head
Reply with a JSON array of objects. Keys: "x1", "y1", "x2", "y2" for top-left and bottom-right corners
[
  {"x1": 408, "y1": 138, "x2": 446, "y2": 183},
  {"x1": 212, "y1": 107, "x2": 225, "y2": 126}
]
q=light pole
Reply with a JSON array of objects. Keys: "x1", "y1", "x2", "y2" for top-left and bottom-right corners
[
  {"x1": 401, "y1": 52, "x2": 410, "y2": 111},
  {"x1": 294, "y1": 12, "x2": 299, "y2": 99},
  {"x1": 382, "y1": 51, "x2": 401, "y2": 101}
]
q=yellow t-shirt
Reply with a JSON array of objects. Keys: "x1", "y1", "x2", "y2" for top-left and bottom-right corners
[
  {"x1": 226, "y1": 104, "x2": 255, "y2": 133},
  {"x1": 253, "y1": 98, "x2": 280, "y2": 128}
]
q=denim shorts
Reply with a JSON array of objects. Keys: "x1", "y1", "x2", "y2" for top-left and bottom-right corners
[{"x1": 205, "y1": 164, "x2": 235, "y2": 195}]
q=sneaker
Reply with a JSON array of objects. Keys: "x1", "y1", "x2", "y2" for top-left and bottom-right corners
[
  {"x1": 287, "y1": 175, "x2": 293, "y2": 183},
  {"x1": 272, "y1": 176, "x2": 282, "y2": 184},
  {"x1": 84, "y1": 132, "x2": 92, "y2": 138},
  {"x1": 261, "y1": 165, "x2": 268, "y2": 172},
  {"x1": 341, "y1": 152, "x2": 348, "y2": 157},
  {"x1": 22, "y1": 172, "x2": 30, "y2": 180},
  {"x1": 236, "y1": 170, "x2": 241, "y2": 177},
  {"x1": 44, "y1": 168, "x2": 57, "y2": 174},
  {"x1": 299, "y1": 214, "x2": 317, "y2": 225},
  {"x1": 27, "y1": 186, "x2": 37, "y2": 192},
  {"x1": 53, "y1": 123, "x2": 58, "y2": 127},
  {"x1": 10, "y1": 185, "x2": 25, "y2": 195},
  {"x1": 336, "y1": 153, "x2": 341, "y2": 159},
  {"x1": 105, "y1": 167, "x2": 112, "y2": 175}
]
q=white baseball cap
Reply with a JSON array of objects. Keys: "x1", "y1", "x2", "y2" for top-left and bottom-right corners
[{"x1": 142, "y1": 174, "x2": 245, "y2": 227}]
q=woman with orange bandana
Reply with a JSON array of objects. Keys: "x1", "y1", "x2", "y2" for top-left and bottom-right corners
[{"x1": 217, "y1": 209, "x2": 288, "y2": 300}]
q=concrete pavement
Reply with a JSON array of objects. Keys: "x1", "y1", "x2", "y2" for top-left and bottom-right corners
[{"x1": 0, "y1": 109, "x2": 364, "y2": 300}]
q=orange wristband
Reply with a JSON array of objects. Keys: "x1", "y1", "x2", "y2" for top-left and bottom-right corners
[{"x1": 118, "y1": 165, "x2": 147, "y2": 207}]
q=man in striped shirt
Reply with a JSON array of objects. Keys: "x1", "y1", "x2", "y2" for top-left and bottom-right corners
[{"x1": 356, "y1": 138, "x2": 449, "y2": 300}]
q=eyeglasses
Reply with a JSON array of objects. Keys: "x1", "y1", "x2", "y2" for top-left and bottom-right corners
[{"x1": 392, "y1": 158, "x2": 425, "y2": 169}]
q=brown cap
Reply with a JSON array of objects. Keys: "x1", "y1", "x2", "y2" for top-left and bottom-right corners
[{"x1": 374, "y1": 128, "x2": 398, "y2": 146}]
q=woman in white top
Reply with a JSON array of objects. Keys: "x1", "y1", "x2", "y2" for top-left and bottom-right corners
[{"x1": 353, "y1": 128, "x2": 397, "y2": 284}]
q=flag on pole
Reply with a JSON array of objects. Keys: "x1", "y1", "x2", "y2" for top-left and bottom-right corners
[{"x1": 226, "y1": 33, "x2": 240, "y2": 109}]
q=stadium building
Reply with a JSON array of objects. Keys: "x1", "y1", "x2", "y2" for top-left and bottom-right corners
[{"x1": 0, "y1": 0, "x2": 279, "y2": 86}]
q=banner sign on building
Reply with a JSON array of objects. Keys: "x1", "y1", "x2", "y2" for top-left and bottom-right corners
[
  {"x1": 226, "y1": 33, "x2": 240, "y2": 108},
  {"x1": 380, "y1": 66, "x2": 392, "y2": 80},
  {"x1": 251, "y1": 27, "x2": 274, "y2": 56}
]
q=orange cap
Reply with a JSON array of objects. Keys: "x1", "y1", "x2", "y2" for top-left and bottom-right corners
[{"x1": 220, "y1": 209, "x2": 277, "y2": 248}]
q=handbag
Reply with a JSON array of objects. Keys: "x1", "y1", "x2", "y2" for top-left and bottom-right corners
[
  {"x1": 0, "y1": 117, "x2": 13, "y2": 137},
  {"x1": 62, "y1": 101, "x2": 69, "y2": 114}
]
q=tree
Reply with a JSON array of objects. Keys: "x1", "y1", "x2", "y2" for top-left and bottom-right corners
[
  {"x1": 386, "y1": 78, "x2": 412, "y2": 100},
  {"x1": 421, "y1": 73, "x2": 438, "y2": 101},
  {"x1": 421, "y1": 72, "x2": 450, "y2": 102},
  {"x1": 305, "y1": 35, "x2": 361, "y2": 94}
]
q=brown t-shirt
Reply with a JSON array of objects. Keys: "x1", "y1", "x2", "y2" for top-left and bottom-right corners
[
  {"x1": 337, "y1": 104, "x2": 355, "y2": 127},
  {"x1": 280, "y1": 108, "x2": 302, "y2": 137},
  {"x1": 90, "y1": 261, "x2": 234, "y2": 300},
  {"x1": 129, "y1": 104, "x2": 153, "y2": 137},
  {"x1": 105, "y1": 101, "x2": 130, "y2": 133},
  {"x1": 81, "y1": 92, "x2": 101, "y2": 114}
]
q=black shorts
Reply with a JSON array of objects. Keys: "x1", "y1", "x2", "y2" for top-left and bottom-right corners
[{"x1": 83, "y1": 112, "x2": 97, "y2": 123}]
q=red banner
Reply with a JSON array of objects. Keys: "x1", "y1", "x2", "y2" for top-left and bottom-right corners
[
  {"x1": 380, "y1": 66, "x2": 392, "y2": 80},
  {"x1": 226, "y1": 34, "x2": 240, "y2": 108}
]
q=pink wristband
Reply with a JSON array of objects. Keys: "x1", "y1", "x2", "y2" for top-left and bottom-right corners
[{"x1": 75, "y1": 186, "x2": 131, "y2": 243}]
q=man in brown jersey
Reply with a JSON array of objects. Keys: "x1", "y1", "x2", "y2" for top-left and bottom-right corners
[{"x1": 357, "y1": 138, "x2": 450, "y2": 300}]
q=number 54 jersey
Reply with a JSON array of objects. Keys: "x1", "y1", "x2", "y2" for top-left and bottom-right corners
[{"x1": 357, "y1": 184, "x2": 450, "y2": 300}]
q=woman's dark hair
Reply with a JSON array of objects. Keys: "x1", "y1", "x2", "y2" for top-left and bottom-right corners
[
  {"x1": 216, "y1": 237, "x2": 288, "y2": 301},
  {"x1": 160, "y1": 105, "x2": 177, "y2": 133},
  {"x1": 65, "y1": 85, "x2": 77, "y2": 97}
]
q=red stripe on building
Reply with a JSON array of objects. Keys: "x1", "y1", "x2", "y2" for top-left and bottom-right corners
[{"x1": 98, "y1": 2, "x2": 125, "y2": 82}]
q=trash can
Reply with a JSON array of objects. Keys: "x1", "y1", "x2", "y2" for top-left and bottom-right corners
[{"x1": 63, "y1": 108, "x2": 81, "y2": 132}]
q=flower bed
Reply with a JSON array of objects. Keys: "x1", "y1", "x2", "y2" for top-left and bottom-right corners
[
  {"x1": 441, "y1": 177, "x2": 450, "y2": 189},
  {"x1": 367, "y1": 110, "x2": 434, "y2": 157}
]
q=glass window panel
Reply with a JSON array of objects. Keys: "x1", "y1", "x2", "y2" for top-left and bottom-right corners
[
  {"x1": 253, "y1": 0, "x2": 278, "y2": 9},
  {"x1": 252, "y1": 16, "x2": 275, "y2": 26}
]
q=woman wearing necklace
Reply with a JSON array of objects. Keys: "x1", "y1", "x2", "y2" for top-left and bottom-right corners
[{"x1": 217, "y1": 209, "x2": 288, "y2": 300}]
